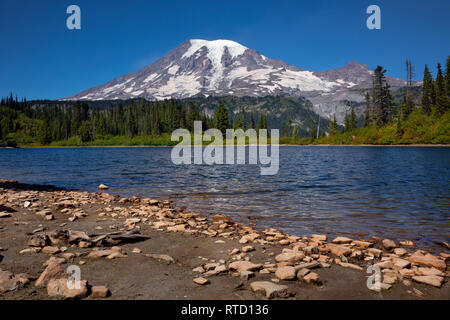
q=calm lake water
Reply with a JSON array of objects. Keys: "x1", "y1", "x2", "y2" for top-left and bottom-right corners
[{"x1": 0, "y1": 146, "x2": 449, "y2": 251}]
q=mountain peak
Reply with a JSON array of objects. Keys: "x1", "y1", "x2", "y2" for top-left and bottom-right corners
[
  {"x1": 346, "y1": 60, "x2": 367, "y2": 68},
  {"x1": 182, "y1": 39, "x2": 248, "y2": 69}
]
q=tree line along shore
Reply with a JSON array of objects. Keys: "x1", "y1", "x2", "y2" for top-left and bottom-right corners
[{"x1": 1, "y1": 57, "x2": 449, "y2": 148}]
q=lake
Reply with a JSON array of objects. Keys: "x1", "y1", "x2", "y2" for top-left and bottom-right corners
[{"x1": 0, "y1": 146, "x2": 449, "y2": 252}]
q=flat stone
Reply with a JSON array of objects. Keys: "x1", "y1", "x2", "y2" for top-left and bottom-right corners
[
  {"x1": 416, "y1": 267, "x2": 445, "y2": 277},
  {"x1": 47, "y1": 278, "x2": 88, "y2": 299},
  {"x1": 368, "y1": 282, "x2": 392, "y2": 292},
  {"x1": 367, "y1": 248, "x2": 382, "y2": 258},
  {"x1": 311, "y1": 234, "x2": 326, "y2": 241},
  {"x1": 338, "y1": 262, "x2": 363, "y2": 270},
  {"x1": 228, "y1": 261, "x2": 262, "y2": 272},
  {"x1": 382, "y1": 239, "x2": 397, "y2": 250},
  {"x1": 28, "y1": 234, "x2": 49, "y2": 247},
  {"x1": 61, "y1": 253, "x2": 76, "y2": 260},
  {"x1": 167, "y1": 224, "x2": 188, "y2": 232},
  {"x1": 274, "y1": 251, "x2": 304, "y2": 264},
  {"x1": 87, "y1": 249, "x2": 117, "y2": 258},
  {"x1": 203, "y1": 265, "x2": 227, "y2": 277},
  {"x1": 297, "y1": 268, "x2": 310, "y2": 278},
  {"x1": 98, "y1": 184, "x2": 109, "y2": 190},
  {"x1": 326, "y1": 243, "x2": 351, "y2": 256},
  {"x1": 383, "y1": 273, "x2": 397, "y2": 285},
  {"x1": 106, "y1": 252, "x2": 126, "y2": 259},
  {"x1": 41, "y1": 246, "x2": 60, "y2": 255},
  {"x1": 250, "y1": 281, "x2": 290, "y2": 299},
  {"x1": 20, "y1": 248, "x2": 40, "y2": 254},
  {"x1": 392, "y1": 258, "x2": 411, "y2": 270},
  {"x1": 192, "y1": 266, "x2": 205, "y2": 273},
  {"x1": 238, "y1": 271, "x2": 255, "y2": 280},
  {"x1": 393, "y1": 248, "x2": 407, "y2": 256},
  {"x1": 293, "y1": 261, "x2": 320, "y2": 271},
  {"x1": 35, "y1": 261, "x2": 66, "y2": 287},
  {"x1": 145, "y1": 254, "x2": 175, "y2": 264},
  {"x1": 193, "y1": 277, "x2": 210, "y2": 285},
  {"x1": 332, "y1": 236, "x2": 353, "y2": 244},
  {"x1": 0, "y1": 269, "x2": 20, "y2": 293},
  {"x1": 399, "y1": 240, "x2": 414, "y2": 248},
  {"x1": 412, "y1": 275, "x2": 444, "y2": 288},
  {"x1": 303, "y1": 272, "x2": 321, "y2": 285},
  {"x1": 43, "y1": 257, "x2": 66, "y2": 267},
  {"x1": 399, "y1": 268, "x2": 415, "y2": 277},
  {"x1": 91, "y1": 286, "x2": 110, "y2": 298},
  {"x1": 352, "y1": 240, "x2": 372, "y2": 249},
  {"x1": 242, "y1": 245, "x2": 255, "y2": 253},
  {"x1": 374, "y1": 260, "x2": 393, "y2": 269},
  {"x1": 408, "y1": 252, "x2": 446, "y2": 270},
  {"x1": 275, "y1": 266, "x2": 296, "y2": 280}
]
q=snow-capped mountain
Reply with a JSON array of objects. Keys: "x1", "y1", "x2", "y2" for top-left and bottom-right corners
[{"x1": 63, "y1": 39, "x2": 408, "y2": 121}]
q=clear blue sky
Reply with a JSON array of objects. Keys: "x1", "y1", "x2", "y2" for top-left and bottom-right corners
[{"x1": 1, "y1": 0, "x2": 449, "y2": 100}]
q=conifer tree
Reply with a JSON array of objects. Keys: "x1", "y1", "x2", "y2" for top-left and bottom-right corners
[
  {"x1": 235, "y1": 106, "x2": 245, "y2": 129},
  {"x1": 310, "y1": 119, "x2": 317, "y2": 138},
  {"x1": 350, "y1": 108, "x2": 357, "y2": 131},
  {"x1": 250, "y1": 113, "x2": 255, "y2": 129},
  {"x1": 364, "y1": 92, "x2": 371, "y2": 126},
  {"x1": 39, "y1": 119, "x2": 52, "y2": 145},
  {"x1": 329, "y1": 114, "x2": 338, "y2": 135},
  {"x1": 215, "y1": 103, "x2": 229, "y2": 135},
  {"x1": 435, "y1": 63, "x2": 446, "y2": 115},
  {"x1": 446, "y1": 56, "x2": 450, "y2": 98},
  {"x1": 293, "y1": 125, "x2": 299, "y2": 140},
  {"x1": 344, "y1": 112, "x2": 350, "y2": 132},
  {"x1": 421, "y1": 64, "x2": 433, "y2": 115}
]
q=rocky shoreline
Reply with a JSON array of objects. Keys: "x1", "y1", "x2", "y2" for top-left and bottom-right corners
[{"x1": 0, "y1": 179, "x2": 448, "y2": 300}]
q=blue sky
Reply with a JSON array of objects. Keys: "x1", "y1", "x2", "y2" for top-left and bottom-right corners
[{"x1": 1, "y1": 0, "x2": 449, "y2": 100}]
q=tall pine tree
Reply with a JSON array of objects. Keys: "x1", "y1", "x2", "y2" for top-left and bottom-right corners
[
  {"x1": 421, "y1": 64, "x2": 433, "y2": 115},
  {"x1": 215, "y1": 103, "x2": 229, "y2": 135}
]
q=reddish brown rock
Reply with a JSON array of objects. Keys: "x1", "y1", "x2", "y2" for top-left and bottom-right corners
[
  {"x1": 91, "y1": 285, "x2": 110, "y2": 298},
  {"x1": 382, "y1": 239, "x2": 397, "y2": 251},
  {"x1": 35, "y1": 261, "x2": 66, "y2": 287},
  {"x1": 275, "y1": 266, "x2": 296, "y2": 280},
  {"x1": 193, "y1": 277, "x2": 210, "y2": 285},
  {"x1": 412, "y1": 275, "x2": 444, "y2": 288},
  {"x1": 408, "y1": 252, "x2": 446, "y2": 270},
  {"x1": 303, "y1": 272, "x2": 321, "y2": 285},
  {"x1": 326, "y1": 243, "x2": 351, "y2": 257},
  {"x1": 332, "y1": 236, "x2": 353, "y2": 244},
  {"x1": 47, "y1": 278, "x2": 89, "y2": 299},
  {"x1": 228, "y1": 261, "x2": 262, "y2": 272},
  {"x1": 274, "y1": 251, "x2": 304, "y2": 264},
  {"x1": 250, "y1": 281, "x2": 290, "y2": 299}
]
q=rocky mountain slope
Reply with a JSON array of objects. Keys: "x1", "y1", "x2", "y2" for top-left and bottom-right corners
[{"x1": 63, "y1": 39, "x2": 413, "y2": 122}]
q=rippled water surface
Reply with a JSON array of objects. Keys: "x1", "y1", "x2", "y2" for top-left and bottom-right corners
[{"x1": 0, "y1": 146, "x2": 449, "y2": 250}]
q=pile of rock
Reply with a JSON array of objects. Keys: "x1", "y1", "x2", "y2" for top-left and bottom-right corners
[{"x1": 35, "y1": 257, "x2": 110, "y2": 299}]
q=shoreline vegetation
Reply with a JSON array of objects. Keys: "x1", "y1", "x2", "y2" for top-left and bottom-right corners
[
  {"x1": 1, "y1": 57, "x2": 449, "y2": 148},
  {"x1": 0, "y1": 179, "x2": 448, "y2": 300},
  {"x1": 2, "y1": 108, "x2": 449, "y2": 148},
  {"x1": 0, "y1": 56, "x2": 450, "y2": 147}
]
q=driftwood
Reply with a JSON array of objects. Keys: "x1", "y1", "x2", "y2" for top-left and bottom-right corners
[{"x1": 91, "y1": 229, "x2": 151, "y2": 247}]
